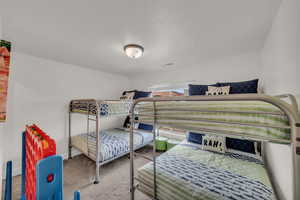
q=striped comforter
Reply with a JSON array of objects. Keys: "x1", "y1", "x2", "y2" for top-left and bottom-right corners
[
  {"x1": 137, "y1": 141, "x2": 275, "y2": 200},
  {"x1": 136, "y1": 100, "x2": 290, "y2": 142}
]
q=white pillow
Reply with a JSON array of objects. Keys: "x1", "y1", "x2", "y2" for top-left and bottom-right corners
[
  {"x1": 134, "y1": 123, "x2": 139, "y2": 129},
  {"x1": 202, "y1": 135, "x2": 226, "y2": 153},
  {"x1": 204, "y1": 86, "x2": 229, "y2": 152},
  {"x1": 206, "y1": 86, "x2": 230, "y2": 96}
]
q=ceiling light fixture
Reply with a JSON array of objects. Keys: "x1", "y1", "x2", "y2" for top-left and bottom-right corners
[{"x1": 124, "y1": 44, "x2": 144, "y2": 59}]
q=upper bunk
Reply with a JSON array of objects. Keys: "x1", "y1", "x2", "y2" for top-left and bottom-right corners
[
  {"x1": 69, "y1": 99, "x2": 132, "y2": 117},
  {"x1": 69, "y1": 91, "x2": 151, "y2": 117},
  {"x1": 132, "y1": 94, "x2": 300, "y2": 144}
]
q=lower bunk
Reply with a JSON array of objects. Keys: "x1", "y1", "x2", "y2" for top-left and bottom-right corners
[
  {"x1": 137, "y1": 140, "x2": 275, "y2": 200},
  {"x1": 71, "y1": 128, "x2": 153, "y2": 163}
]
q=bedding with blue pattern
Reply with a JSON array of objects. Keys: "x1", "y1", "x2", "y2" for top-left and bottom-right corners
[
  {"x1": 71, "y1": 128, "x2": 153, "y2": 162},
  {"x1": 71, "y1": 100, "x2": 132, "y2": 116},
  {"x1": 138, "y1": 141, "x2": 275, "y2": 200}
]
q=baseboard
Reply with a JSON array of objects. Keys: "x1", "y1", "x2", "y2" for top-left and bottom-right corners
[{"x1": 62, "y1": 149, "x2": 82, "y2": 160}]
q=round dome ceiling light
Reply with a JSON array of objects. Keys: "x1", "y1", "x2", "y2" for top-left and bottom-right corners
[{"x1": 124, "y1": 44, "x2": 144, "y2": 59}]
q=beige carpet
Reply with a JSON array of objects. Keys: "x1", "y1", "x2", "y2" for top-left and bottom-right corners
[{"x1": 2, "y1": 146, "x2": 155, "y2": 200}]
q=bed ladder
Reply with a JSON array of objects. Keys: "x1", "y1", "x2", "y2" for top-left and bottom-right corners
[
  {"x1": 86, "y1": 102, "x2": 101, "y2": 184},
  {"x1": 86, "y1": 103, "x2": 97, "y2": 158}
]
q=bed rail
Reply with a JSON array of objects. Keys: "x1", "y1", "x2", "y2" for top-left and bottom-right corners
[
  {"x1": 129, "y1": 94, "x2": 300, "y2": 200},
  {"x1": 276, "y1": 94, "x2": 299, "y2": 111}
]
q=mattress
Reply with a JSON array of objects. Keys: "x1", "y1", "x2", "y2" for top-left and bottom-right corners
[
  {"x1": 137, "y1": 141, "x2": 275, "y2": 200},
  {"x1": 71, "y1": 128, "x2": 153, "y2": 162},
  {"x1": 136, "y1": 100, "x2": 290, "y2": 142},
  {"x1": 71, "y1": 100, "x2": 132, "y2": 116}
]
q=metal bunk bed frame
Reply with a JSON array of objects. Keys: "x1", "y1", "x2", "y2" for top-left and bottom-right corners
[
  {"x1": 69, "y1": 99, "x2": 135, "y2": 184},
  {"x1": 129, "y1": 94, "x2": 300, "y2": 200}
]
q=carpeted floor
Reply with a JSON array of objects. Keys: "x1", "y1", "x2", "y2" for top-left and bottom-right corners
[{"x1": 2, "y1": 146, "x2": 155, "y2": 200}]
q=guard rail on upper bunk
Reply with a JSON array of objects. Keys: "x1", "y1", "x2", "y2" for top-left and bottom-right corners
[
  {"x1": 132, "y1": 94, "x2": 299, "y2": 144},
  {"x1": 69, "y1": 99, "x2": 132, "y2": 117},
  {"x1": 129, "y1": 93, "x2": 300, "y2": 200}
]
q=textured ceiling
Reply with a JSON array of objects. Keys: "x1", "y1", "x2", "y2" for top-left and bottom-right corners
[{"x1": 1, "y1": 0, "x2": 281, "y2": 76}]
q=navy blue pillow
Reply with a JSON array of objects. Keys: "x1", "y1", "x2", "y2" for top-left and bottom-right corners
[
  {"x1": 188, "y1": 133, "x2": 259, "y2": 155},
  {"x1": 217, "y1": 79, "x2": 258, "y2": 94},
  {"x1": 187, "y1": 132, "x2": 204, "y2": 144},
  {"x1": 138, "y1": 123, "x2": 153, "y2": 131},
  {"x1": 188, "y1": 84, "x2": 218, "y2": 96},
  {"x1": 226, "y1": 138, "x2": 256, "y2": 154},
  {"x1": 134, "y1": 91, "x2": 151, "y2": 99}
]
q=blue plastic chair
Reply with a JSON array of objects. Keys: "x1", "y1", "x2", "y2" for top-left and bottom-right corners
[{"x1": 36, "y1": 155, "x2": 64, "y2": 200}]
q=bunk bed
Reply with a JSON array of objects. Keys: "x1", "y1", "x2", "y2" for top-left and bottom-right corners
[
  {"x1": 68, "y1": 99, "x2": 153, "y2": 184},
  {"x1": 129, "y1": 94, "x2": 300, "y2": 200}
]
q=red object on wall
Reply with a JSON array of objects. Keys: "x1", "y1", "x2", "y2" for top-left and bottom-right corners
[
  {"x1": 0, "y1": 40, "x2": 11, "y2": 122},
  {"x1": 25, "y1": 124, "x2": 56, "y2": 200}
]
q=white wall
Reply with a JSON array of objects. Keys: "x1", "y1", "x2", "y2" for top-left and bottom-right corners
[
  {"x1": 1, "y1": 52, "x2": 130, "y2": 176},
  {"x1": 131, "y1": 51, "x2": 261, "y2": 90},
  {"x1": 261, "y1": 0, "x2": 300, "y2": 200}
]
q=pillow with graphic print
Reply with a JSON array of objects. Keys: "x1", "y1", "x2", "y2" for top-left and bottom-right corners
[
  {"x1": 134, "y1": 123, "x2": 139, "y2": 129},
  {"x1": 188, "y1": 83, "x2": 218, "y2": 96},
  {"x1": 206, "y1": 86, "x2": 230, "y2": 96},
  {"x1": 120, "y1": 92, "x2": 134, "y2": 100},
  {"x1": 202, "y1": 135, "x2": 226, "y2": 153}
]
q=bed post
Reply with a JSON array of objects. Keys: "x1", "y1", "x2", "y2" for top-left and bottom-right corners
[
  {"x1": 130, "y1": 102, "x2": 135, "y2": 200},
  {"x1": 152, "y1": 101, "x2": 157, "y2": 199},
  {"x1": 94, "y1": 100, "x2": 100, "y2": 184},
  {"x1": 277, "y1": 93, "x2": 300, "y2": 199},
  {"x1": 261, "y1": 141, "x2": 282, "y2": 199},
  {"x1": 276, "y1": 92, "x2": 300, "y2": 199},
  {"x1": 68, "y1": 101, "x2": 72, "y2": 160},
  {"x1": 86, "y1": 103, "x2": 91, "y2": 158},
  {"x1": 292, "y1": 122, "x2": 300, "y2": 200}
]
